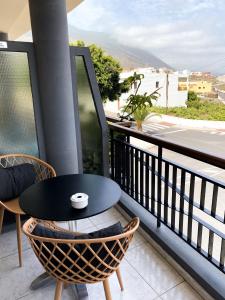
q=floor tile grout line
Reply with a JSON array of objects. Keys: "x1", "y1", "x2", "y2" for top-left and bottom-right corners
[
  {"x1": 125, "y1": 255, "x2": 185, "y2": 298},
  {"x1": 157, "y1": 279, "x2": 186, "y2": 298},
  {"x1": 15, "y1": 292, "x2": 30, "y2": 300},
  {"x1": 128, "y1": 240, "x2": 183, "y2": 277},
  {"x1": 144, "y1": 239, "x2": 186, "y2": 278},
  {"x1": 142, "y1": 239, "x2": 208, "y2": 299},
  {"x1": 127, "y1": 240, "x2": 148, "y2": 251},
  {"x1": 158, "y1": 280, "x2": 205, "y2": 300},
  {"x1": 0, "y1": 245, "x2": 31, "y2": 261},
  {"x1": 125, "y1": 241, "x2": 185, "y2": 295},
  {"x1": 124, "y1": 256, "x2": 160, "y2": 297}
]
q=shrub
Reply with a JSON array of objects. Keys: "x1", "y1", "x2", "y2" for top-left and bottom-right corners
[{"x1": 151, "y1": 101, "x2": 225, "y2": 121}]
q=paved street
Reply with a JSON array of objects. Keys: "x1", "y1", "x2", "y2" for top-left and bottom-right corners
[
  {"x1": 143, "y1": 122, "x2": 225, "y2": 159},
  {"x1": 131, "y1": 122, "x2": 225, "y2": 182}
]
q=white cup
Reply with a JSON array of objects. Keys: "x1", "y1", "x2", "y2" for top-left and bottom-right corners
[{"x1": 70, "y1": 193, "x2": 88, "y2": 209}]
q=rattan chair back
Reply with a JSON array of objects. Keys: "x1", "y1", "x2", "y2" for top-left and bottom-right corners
[
  {"x1": 23, "y1": 217, "x2": 139, "y2": 284},
  {"x1": 0, "y1": 153, "x2": 56, "y2": 183},
  {"x1": 0, "y1": 153, "x2": 56, "y2": 267}
]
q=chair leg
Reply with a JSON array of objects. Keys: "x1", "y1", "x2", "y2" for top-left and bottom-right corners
[
  {"x1": 15, "y1": 214, "x2": 22, "y2": 267},
  {"x1": 116, "y1": 268, "x2": 124, "y2": 291},
  {"x1": 103, "y1": 278, "x2": 112, "y2": 300},
  {"x1": 0, "y1": 207, "x2": 4, "y2": 233},
  {"x1": 54, "y1": 280, "x2": 63, "y2": 300}
]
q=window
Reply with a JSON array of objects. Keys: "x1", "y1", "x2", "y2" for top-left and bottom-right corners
[{"x1": 156, "y1": 81, "x2": 159, "y2": 88}]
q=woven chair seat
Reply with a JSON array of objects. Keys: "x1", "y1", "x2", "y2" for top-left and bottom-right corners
[{"x1": 23, "y1": 217, "x2": 139, "y2": 285}]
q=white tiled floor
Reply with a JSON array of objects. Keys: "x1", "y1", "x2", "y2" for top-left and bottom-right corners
[{"x1": 0, "y1": 208, "x2": 206, "y2": 300}]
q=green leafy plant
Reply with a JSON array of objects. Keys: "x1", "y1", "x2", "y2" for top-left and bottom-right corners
[
  {"x1": 70, "y1": 40, "x2": 130, "y2": 102},
  {"x1": 121, "y1": 72, "x2": 160, "y2": 129}
]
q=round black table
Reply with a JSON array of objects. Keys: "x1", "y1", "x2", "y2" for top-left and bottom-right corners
[
  {"x1": 19, "y1": 174, "x2": 121, "y2": 221},
  {"x1": 19, "y1": 174, "x2": 121, "y2": 299}
]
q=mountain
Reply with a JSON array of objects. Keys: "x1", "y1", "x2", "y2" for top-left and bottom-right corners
[
  {"x1": 68, "y1": 26, "x2": 171, "y2": 70},
  {"x1": 19, "y1": 25, "x2": 171, "y2": 70}
]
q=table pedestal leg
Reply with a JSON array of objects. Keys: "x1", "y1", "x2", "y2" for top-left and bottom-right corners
[
  {"x1": 71, "y1": 284, "x2": 89, "y2": 299},
  {"x1": 30, "y1": 272, "x2": 54, "y2": 290},
  {"x1": 68, "y1": 220, "x2": 89, "y2": 298},
  {"x1": 30, "y1": 273, "x2": 89, "y2": 299}
]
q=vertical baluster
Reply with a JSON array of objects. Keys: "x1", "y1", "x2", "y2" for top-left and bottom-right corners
[
  {"x1": 135, "y1": 149, "x2": 139, "y2": 202},
  {"x1": 187, "y1": 174, "x2": 195, "y2": 243},
  {"x1": 157, "y1": 147, "x2": 162, "y2": 227},
  {"x1": 145, "y1": 154, "x2": 150, "y2": 210},
  {"x1": 164, "y1": 162, "x2": 169, "y2": 225},
  {"x1": 125, "y1": 144, "x2": 130, "y2": 194},
  {"x1": 130, "y1": 146, "x2": 134, "y2": 198},
  {"x1": 140, "y1": 151, "x2": 144, "y2": 206},
  {"x1": 124, "y1": 142, "x2": 127, "y2": 190},
  {"x1": 207, "y1": 185, "x2": 218, "y2": 260},
  {"x1": 197, "y1": 180, "x2": 206, "y2": 250},
  {"x1": 200, "y1": 180, "x2": 206, "y2": 210},
  {"x1": 220, "y1": 211, "x2": 225, "y2": 269},
  {"x1": 179, "y1": 169, "x2": 186, "y2": 236},
  {"x1": 121, "y1": 140, "x2": 125, "y2": 187},
  {"x1": 114, "y1": 140, "x2": 119, "y2": 184},
  {"x1": 119, "y1": 141, "x2": 124, "y2": 188},
  {"x1": 211, "y1": 185, "x2": 218, "y2": 218},
  {"x1": 123, "y1": 143, "x2": 129, "y2": 193},
  {"x1": 110, "y1": 130, "x2": 115, "y2": 179},
  {"x1": 208, "y1": 230, "x2": 214, "y2": 259},
  {"x1": 220, "y1": 239, "x2": 225, "y2": 269},
  {"x1": 171, "y1": 166, "x2": 177, "y2": 230},
  {"x1": 151, "y1": 156, "x2": 156, "y2": 215}
]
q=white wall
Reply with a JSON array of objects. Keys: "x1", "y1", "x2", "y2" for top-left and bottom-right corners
[{"x1": 104, "y1": 68, "x2": 188, "y2": 114}]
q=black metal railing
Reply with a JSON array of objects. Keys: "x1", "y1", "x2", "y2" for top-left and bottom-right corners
[{"x1": 109, "y1": 119, "x2": 225, "y2": 274}]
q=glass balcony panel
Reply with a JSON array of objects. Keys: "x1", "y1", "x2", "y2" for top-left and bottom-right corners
[
  {"x1": 75, "y1": 56, "x2": 103, "y2": 174},
  {"x1": 0, "y1": 51, "x2": 38, "y2": 156}
]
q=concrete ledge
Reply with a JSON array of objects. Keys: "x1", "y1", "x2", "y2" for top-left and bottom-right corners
[{"x1": 119, "y1": 191, "x2": 225, "y2": 300}]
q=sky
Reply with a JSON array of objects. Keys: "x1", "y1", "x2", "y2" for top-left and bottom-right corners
[{"x1": 68, "y1": 0, "x2": 225, "y2": 74}]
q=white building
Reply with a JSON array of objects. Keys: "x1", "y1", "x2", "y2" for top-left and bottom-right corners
[{"x1": 104, "y1": 67, "x2": 188, "y2": 114}]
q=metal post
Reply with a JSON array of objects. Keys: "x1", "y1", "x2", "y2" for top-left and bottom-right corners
[
  {"x1": 157, "y1": 147, "x2": 163, "y2": 227},
  {"x1": 110, "y1": 129, "x2": 115, "y2": 179},
  {"x1": 165, "y1": 71, "x2": 169, "y2": 113},
  {"x1": 28, "y1": 0, "x2": 79, "y2": 175}
]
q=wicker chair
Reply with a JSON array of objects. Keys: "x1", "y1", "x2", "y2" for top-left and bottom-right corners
[
  {"x1": 23, "y1": 217, "x2": 140, "y2": 300},
  {"x1": 0, "y1": 154, "x2": 56, "y2": 267}
]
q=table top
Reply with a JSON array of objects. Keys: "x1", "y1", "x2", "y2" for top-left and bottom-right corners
[{"x1": 19, "y1": 174, "x2": 121, "y2": 221}]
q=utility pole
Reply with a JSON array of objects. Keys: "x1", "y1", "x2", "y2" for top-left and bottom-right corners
[{"x1": 165, "y1": 70, "x2": 169, "y2": 113}]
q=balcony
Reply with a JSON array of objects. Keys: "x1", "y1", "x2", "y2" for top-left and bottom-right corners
[
  {"x1": 1, "y1": 1, "x2": 225, "y2": 299},
  {"x1": 1, "y1": 118, "x2": 223, "y2": 300}
]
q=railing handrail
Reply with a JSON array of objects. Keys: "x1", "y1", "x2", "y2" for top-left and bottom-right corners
[{"x1": 108, "y1": 119, "x2": 225, "y2": 170}]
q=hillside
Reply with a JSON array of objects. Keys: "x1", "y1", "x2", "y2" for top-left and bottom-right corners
[{"x1": 68, "y1": 26, "x2": 171, "y2": 70}]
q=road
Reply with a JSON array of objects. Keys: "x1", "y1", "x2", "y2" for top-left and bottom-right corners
[
  {"x1": 143, "y1": 122, "x2": 225, "y2": 159},
  {"x1": 131, "y1": 122, "x2": 225, "y2": 182}
]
